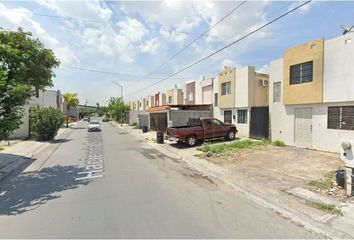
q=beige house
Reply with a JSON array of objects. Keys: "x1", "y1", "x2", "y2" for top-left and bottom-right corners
[
  {"x1": 214, "y1": 66, "x2": 269, "y2": 138},
  {"x1": 270, "y1": 33, "x2": 354, "y2": 152},
  {"x1": 167, "y1": 86, "x2": 184, "y2": 105}
]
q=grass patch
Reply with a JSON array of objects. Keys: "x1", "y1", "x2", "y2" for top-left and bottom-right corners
[
  {"x1": 312, "y1": 202, "x2": 342, "y2": 215},
  {"x1": 132, "y1": 125, "x2": 141, "y2": 129},
  {"x1": 0, "y1": 147, "x2": 4, "y2": 151},
  {"x1": 308, "y1": 171, "x2": 335, "y2": 189},
  {"x1": 197, "y1": 139, "x2": 270, "y2": 155},
  {"x1": 272, "y1": 140, "x2": 286, "y2": 147}
]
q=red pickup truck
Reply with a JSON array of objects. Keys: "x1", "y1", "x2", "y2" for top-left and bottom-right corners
[{"x1": 167, "y1": 117, "x2": 237, "y2": 147}]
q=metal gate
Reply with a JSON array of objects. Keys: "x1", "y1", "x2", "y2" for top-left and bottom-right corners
[
  {"x1": 150, "y1": 112, "x2": 168, "y2": 132},
  {"x1": 250, "y1": 106, "x2": 269, "y2": 139}
]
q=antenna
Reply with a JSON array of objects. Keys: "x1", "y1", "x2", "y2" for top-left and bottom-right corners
[{"x1": 341, "y1": 24, "x2": 354, "y2": 35}]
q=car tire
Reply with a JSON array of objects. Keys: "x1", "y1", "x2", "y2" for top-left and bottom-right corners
[
  {"x1": 226, "y1": 130, "x2": 236, "y2": 141},
  {"x1": 186, "y1": 135, "x2": 197, "y2": 147}
]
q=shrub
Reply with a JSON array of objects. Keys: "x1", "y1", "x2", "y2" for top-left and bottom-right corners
[
  {"x1": 30, "y1": 106, "x2": 64, "y2": 141},
  {"x1": 272, "y1": 140, "x2": 286, "y2": 147}
]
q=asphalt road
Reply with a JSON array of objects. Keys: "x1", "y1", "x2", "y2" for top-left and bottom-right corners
[{"x1": 0, "y1": 121, "x2": 318, "y2": 238}]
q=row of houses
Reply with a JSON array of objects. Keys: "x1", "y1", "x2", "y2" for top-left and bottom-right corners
[
  {"x1": 128, "y1": 33, "x2": 354, "y2": 153},
  {"x1": 10, "y1": 90, "x2": 79, "y2": 139}
]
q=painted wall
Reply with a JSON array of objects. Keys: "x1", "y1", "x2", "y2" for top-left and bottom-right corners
[
  {"x1": 283, "y1": 39, "x2": 324, "y2": 105},
  {"x1": 185, "y1": 81, "x2": 196, "y2": 105},
  {"x1": 195, "y1": 76, "x2": 213, "y2": 105},
  {"x1": 219, "y1": 67, "x2": 236, "y2": 109},
  {"x1": 235, "y1": 66, "x2": 250, "y2": 108},
  {"x1": 212, "y1": 77, "x2": 223, "y2": 121},
  {"x1": 254, "y1": 73, "x2": 269, "y2": 107},
  {"x1": 324, "y1": 33, "x2": 354, "y2": 103},
  {"x1": 270, "y1": 58, "x2": 354, "y2": 153},
  {"x1": 269, "y1": 59, "x2": 295, "y2": 145}
]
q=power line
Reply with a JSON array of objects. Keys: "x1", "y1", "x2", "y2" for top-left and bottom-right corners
[
  {"x1": 127, "y1": 0, "x2": 247, "y2": 89},
  {"x1": 61, "y1": 65, "x2": 195, "y2": 79},
  {"x1": 125, "y1": 0, "x2": 311, "y2": 97}
]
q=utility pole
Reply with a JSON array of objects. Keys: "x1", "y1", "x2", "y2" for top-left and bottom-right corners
[{"x1": 111, "y1": 81, "x2": 124, "y2": 101}]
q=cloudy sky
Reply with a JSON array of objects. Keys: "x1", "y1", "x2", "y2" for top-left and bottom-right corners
[{"x1": 1, "y1": 1, "x2": 353, "y2": 105}]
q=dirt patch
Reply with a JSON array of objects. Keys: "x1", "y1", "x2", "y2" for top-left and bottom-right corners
[{"x1": 201, "y1": 145, "x2": 346, "y2": 202}]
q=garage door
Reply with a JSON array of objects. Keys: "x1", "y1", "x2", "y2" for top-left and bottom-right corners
[{"x1": 295, "y1": 108, "x2": 312, "y2": 147}]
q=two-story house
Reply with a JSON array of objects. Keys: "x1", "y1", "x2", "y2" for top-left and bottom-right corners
[
  {"x1": 214, "y1": 66, "x2": 269, "y2": 138},
  {"x1": 167, "y1": 86, "x2": 184, "y2": 105},
  {"x1": 269, "y1": 33, "x2": 354, "y2": 153}
]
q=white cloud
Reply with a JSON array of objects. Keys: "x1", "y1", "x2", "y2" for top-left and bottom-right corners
[
  {"x1": 220, "y1": 59, "x2": 240, "y2": 69},
  {"x1": 117, "y1": 17, "x2": 147, "y2": 42},
  {"x1": 139, "y1": 38, "x2": 159, "y2": 54},
  {"x1": 257, "y1": 64, "x2": 269, "y2": 74},
  {"x1": 55, "y1": 47, "x2": 80, "y2": 65},
  {"x1": 36, "y1": 0, "x2": 112, "y2": 22},
  {"x1": 81, "y1": 17, "x2": 148, "y2": 63},
  {"x1": 288, "y1": 1, "x2": 311, "y2": 14},
  {"x1": 0, "y1": 3, "x2": 79, "y2": 66},
  {"x1": 159, "y1": 28, "x2": 186, "y2": 44}
]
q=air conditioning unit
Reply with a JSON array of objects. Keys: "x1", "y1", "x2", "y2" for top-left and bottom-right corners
[{"x1": 258, "y1": 79, "x2": 269, "y2": 87}]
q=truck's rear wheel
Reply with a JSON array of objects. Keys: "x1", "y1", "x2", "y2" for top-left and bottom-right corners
[
  {"x1": 186, "y1": 135, "x2": 197, "y2": 147},
  {"x1": 226, "y1": 130, "x2": 236, "y2": 140}
]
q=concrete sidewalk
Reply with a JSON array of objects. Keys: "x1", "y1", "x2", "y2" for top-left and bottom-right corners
[
  {"x1": 0, "y1": 124, "x2": 77, "y2": 182},
  {"x1": 114, "y1": 123, "x2": 354, "y2": 239}
]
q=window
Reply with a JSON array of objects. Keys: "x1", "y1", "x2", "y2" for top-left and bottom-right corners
[
  {"x1": 214, "y1": 93, "x2": 218, "y2": 107},
  {"x1": 224, "y1": 110, "x2": 232, "y2": 124},
  {"x1": 168, "y1": 96, "x2": 172, "y2": 104},
  {"x1": 290, "y1": 61, "x2": 313, "y2": 85},
  {"x1": 273, "y1": 82, "x2": 281, "y2": 102},
  {"x1": 188, "y1": 91, "x2": 194, "y2": 101},
  {"x1": 328, "y1": 106, "x2": 354, "y2": 130},
  {"x1": 237, "y1": 109, "x2": 247, "y2": 124},
  {"x1": 221, "y1": 82, "x2": 231, "y2": 95},
  {"x1": 212, "y1": 119, "x2": 223, "y2": 127}
]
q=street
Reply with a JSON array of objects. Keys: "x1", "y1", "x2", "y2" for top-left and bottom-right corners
[{"x1": 0, "y1": 122, "x2": 317, "y2": 238}]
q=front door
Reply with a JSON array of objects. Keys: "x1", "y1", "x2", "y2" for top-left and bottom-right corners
[{"x1": 294, "y1": 108, "x2": 312, "y2": 147}]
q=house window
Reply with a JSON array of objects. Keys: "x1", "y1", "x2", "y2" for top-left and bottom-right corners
[
  {"x1": 224, "y1": 110, "x2": 232, "y2": 124},
  {"x1": 328, "y1": 106, "x2": 354, "y2": 130},
  {"x1": 290, "y1": 61, "x2": 313, "y2": 85},
  {"x1": 221, "y1": 82, "x2": 231, "y2": 95},
  {"x1": 273, "y1": 82, "x2": 281, "y2": 102},
  {"x1": 188, "y1": 92, "x2": 194, "y2": 101},
  {"x1": 237, "y1": 109, "x2": 248, "y2": 124},
  {"x1": 214, "y1": 93, "x2": 218, "y2": 107}
]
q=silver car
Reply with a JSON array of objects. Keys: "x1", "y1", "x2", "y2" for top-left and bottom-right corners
[{"x1": 87, "y1": 120, "x2": 101, "y2": 132}]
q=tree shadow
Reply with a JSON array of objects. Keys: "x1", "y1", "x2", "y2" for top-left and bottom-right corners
[{"x1": 0, "y1": 164, "x2": 92, "y2": 216}]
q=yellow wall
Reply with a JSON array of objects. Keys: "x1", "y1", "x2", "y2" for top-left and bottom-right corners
[
  {"x1": 219, "y1": 67, "x2": 236, "y2": 108},
  {"x1": 253, "y1": 73, "x2": 269, "y2": 107},
  {"x1": 283, "y1": 39, "x2": 324, "y2": 105}
]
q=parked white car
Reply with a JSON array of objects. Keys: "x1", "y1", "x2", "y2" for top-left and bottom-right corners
[{"x1": 87, "y1": 120, "x2": 101, "y2": 132}]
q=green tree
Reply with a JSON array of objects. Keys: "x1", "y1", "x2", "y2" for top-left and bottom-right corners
[
  {"x1": 0, "y1": 28, "x2": 60, "y2": 141},
  {"x1": 30, "y1": 106, "x2": 64, "y2": 141},
  {"x1": 63, "y1": 93, "x2": 79, "y2": 127},
  {"x1": 107, "y1": 97, "x2": 129, "y2": 123}
]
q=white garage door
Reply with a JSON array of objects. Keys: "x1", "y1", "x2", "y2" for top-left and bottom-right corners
[{"x1": 295, "y1": 108, "x2": 312, "y2": 147}]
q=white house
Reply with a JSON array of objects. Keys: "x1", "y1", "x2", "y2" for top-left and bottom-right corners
[
  {"x1": 269, "y1": 33, "x2": 354, "y2": 152},
  {"x1": 10, "y1": 90, "x2": 64, "y2": 139}
]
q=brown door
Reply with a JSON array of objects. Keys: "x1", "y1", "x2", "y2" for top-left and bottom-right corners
[
  {"x1": 212, "y1": 119, "x2": 226, "y2": 138},
  {"x1": 203, "y1": 119, "x2": 214, "y2": 139}
]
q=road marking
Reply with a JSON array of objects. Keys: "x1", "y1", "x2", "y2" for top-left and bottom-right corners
[{"x1": 75, "y1": 132, "x2": 104, "y2": 181}]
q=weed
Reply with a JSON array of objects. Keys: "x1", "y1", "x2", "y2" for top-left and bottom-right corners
[
  {"x1": 312, "y1": 202, "x2": 342, "y2": 215},
  {"x1": 133, "y1": 125, "x2": 141, "y2": 129},
  {"x1": 308, "y1": 171, "x2": 335, "y2": 189},
  {"x1": 197, "y1": 139, "x2": 269, "y2": 154},
  {"x1": 0, "y1": 147, "x2": 4, "y2": 151},
  {"x1": 272, "y1": 140, "x2": 286, "y2": 147}
]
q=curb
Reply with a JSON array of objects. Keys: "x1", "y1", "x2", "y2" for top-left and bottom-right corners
[{"x1": 115, "y1": 124, "x2": 352, "y2": 239}]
